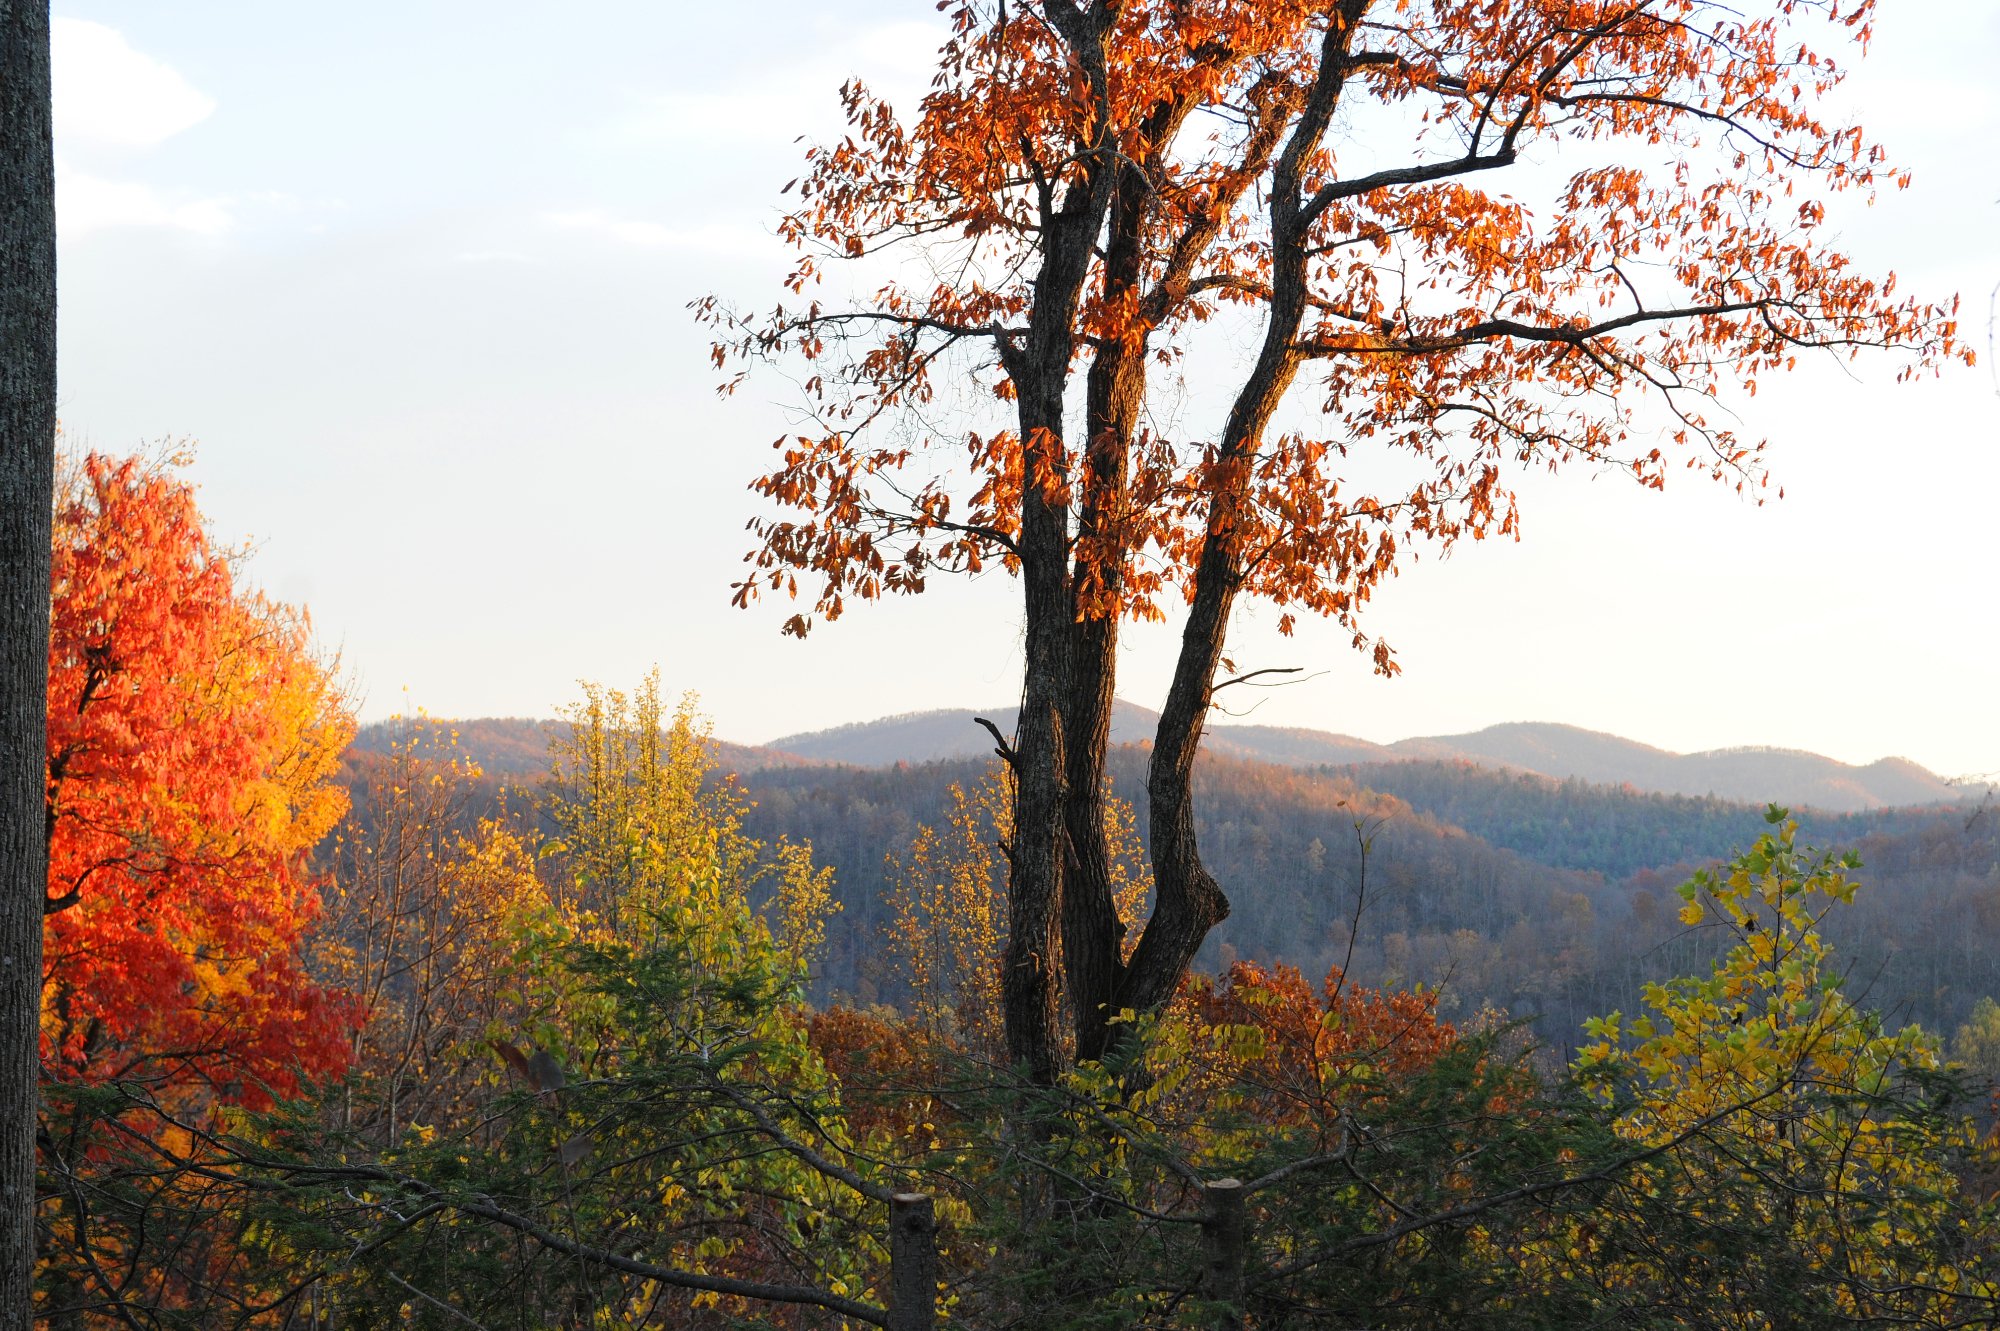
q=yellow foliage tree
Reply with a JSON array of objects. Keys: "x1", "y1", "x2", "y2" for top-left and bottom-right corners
[
  {"x1": 543, "y1": 670, "x2": 835, "y2": 971},
  {"x1": 1954, "y1": 997, "x2": 2000, "y2": 1087},
  {"x1": 1575, "y1": 810, "x2": 1995, "y2": 1325},
  {"x1": 314, "y1": 722, "x2": 549, "y2": 1148},
  {"x1": 887, "y1": 765, "x2": 1151, "y2": 1062}
]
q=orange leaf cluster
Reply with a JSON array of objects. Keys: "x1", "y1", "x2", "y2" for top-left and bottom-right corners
[
  {"x1": 805, "y1": 1005, "x2": 950, "y2": 1142},
  {"x1": 1178, "y1": 960, "x2": 1457, "y2": 1128}
]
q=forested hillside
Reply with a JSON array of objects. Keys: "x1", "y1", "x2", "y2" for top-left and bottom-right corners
[
  {"x1": 1335, "y1": 760, "x2": 1966, "y2": 880},
  {"x1": 736, "y1": 750, "x2": 1999, "y2": 1043},
  {"x1": 343, "y1": 717, "x2": 2000, "y2": 1047},
  {"x1": 46, "y1": 641, "x2": 2000, "y2": 1329}
]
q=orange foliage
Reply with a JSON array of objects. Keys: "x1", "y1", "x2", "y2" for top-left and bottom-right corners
[
  {"x1": 806, "y1": 1005, "x2": 948, "y2": 1143},
  {"x1": 718, "y1": 0, "x2": 1965, "y2": 640},
  {"x1": 43, "y1": 452, "x2": 355, "y2": 1107},
  {"x1": 1178, "y1": 961, "x2": 1456, "y2": 1130},
  {"x1": 711, "y1": 0, "x2": 1969, "y2": 1070}
]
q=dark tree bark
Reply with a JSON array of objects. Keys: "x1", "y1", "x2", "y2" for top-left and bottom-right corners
[
  {"x1": 997, "y1": 0, "x2": 1120, "y2": 1086},
  {"x1": 1118, "y1": 12, "x2": 1361, "y2": 1038},
  {"x1": 1059, "y1": 143, "x2": 1153, "y2": 1064},
  {"x1": 1199, "y1": 1178, "x2": 1248, "y2": 1331},
  {"x1": 1053, "y1": 9, "x2": 1367, "y2": 1067},
  {"x1": 887, "y1": 1192, "x2": 938, "y2": 1331},
  {"x1": 1002, "y1": 1, "x2": 1568, "y2": 1075},
  {"x1": 1002, "y1": 3, "x2": 1276, "y2": 1077},
  {"x1": 0, "y1": 1, "x2": 54, "y2": 1324}
]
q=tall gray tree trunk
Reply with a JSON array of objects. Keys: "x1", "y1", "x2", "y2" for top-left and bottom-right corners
[{"x1": 0, "y1": 1, "x2": 55, "y2": 1325}]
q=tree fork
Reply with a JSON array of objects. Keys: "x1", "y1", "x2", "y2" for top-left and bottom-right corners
[
  {"x1": 729, "y1": 0, "x2": 1964, "y2": 1086},
  {"x1": 1117, "y1": 15, "x2": 1358, "y2": 1038}
]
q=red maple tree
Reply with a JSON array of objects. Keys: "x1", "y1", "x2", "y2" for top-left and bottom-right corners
[{"x1": 43, "y1": 452, "x2": 355, "y2": 1107}]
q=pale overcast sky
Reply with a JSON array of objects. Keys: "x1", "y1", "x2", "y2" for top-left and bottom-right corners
[{"x1": 48, "y1": 2, "x2": 2000, "y2": 777}]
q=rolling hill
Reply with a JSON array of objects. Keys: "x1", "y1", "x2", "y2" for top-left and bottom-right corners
[{"x1": 346, "y1": 715, "x2": 816, "y2": 778}]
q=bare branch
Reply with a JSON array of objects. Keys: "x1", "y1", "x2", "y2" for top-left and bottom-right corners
[
  {"x1": 444, "y1": 1192, "x2": 890, "y2": 1327},
  {"x1": 1210, "y1": 666, "x2": 1303, "y2": 694},
  {"x1": 973, "y1": 715, "x2": 1020, "y2": 770}
]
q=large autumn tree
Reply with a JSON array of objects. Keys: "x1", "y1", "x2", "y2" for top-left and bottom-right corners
[
  {"x1": 42, "y1": 452, "x2": 355, "y2": 1106},
  {"x1": 709, "y1": 0, "x2": 1968, "y2": 1081}
]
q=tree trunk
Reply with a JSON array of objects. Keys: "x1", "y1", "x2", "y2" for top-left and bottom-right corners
[
  {"x1": 0, "y1": 1, "x2": 55, "y2": 1325},
  {"x1": 1110, "y1": 17, "x2": 1358, "y2": 1052},
  {"x1": 1007, "y1": 6, "x2": 1363, "y2": 1080},
  {"x1": 1199, "y1": 1178, "x2": 1248, "y2": 1331},
  {"x1": 1005, "y1": 540, "x2": 1070, "y2": 1085},
  {"x1": 1120, "y1": 296, "x2": 1306, "y2": 1027},
  {"x1": 998, "y1": 4, "x2": 1118, "y2": 1086},
  {"x1": 1061, "y1": 154, "x2": 1151, "y2": 1064},
  {"x1": 1002, "y1": 297, "x2": 1088, "y2": 1086},
  {"x1": 888, "y1": 1192, "x2": 937, "y2": 1331}
]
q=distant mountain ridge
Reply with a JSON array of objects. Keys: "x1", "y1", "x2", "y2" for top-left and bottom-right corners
[
  {"x1": 1381, "y1": 721, "x2": 1966, "y2": 812},
  {"x1": 763, "y1": 700, "x2": 1396, "y2": 768},
  {"x1": 766, "y1": 707, "x2": 1976, "y2": 813},
  {"x1": 345, "y1": 716, "x2": 815, "y2": 779},
  {"x1": 334, "y1": 711, "x2": 1999, "y2": 1041},
  {"x1": 349, "y1": 707, "x2": 1978, "y2": 814}
]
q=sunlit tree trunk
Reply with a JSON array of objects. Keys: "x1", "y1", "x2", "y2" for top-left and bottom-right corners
[
  {"x1": 0, "y1": 1, "x2": 55, "y2": 1324},
  {"x1": 1116, "y1": 9, "x2": 1361, "y2": 1056}
]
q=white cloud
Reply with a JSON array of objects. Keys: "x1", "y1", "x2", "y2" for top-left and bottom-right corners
[
  {"x1": 544, "y1": 209, "x2": 775, "y2": 257},
  {"x1": 609, "y1": 20, "x2": 944, "y2": 148},
  {"x1": 57, "y1": 163, "x2": 232, "y2": 235},
  {"x1": 52, "y1": 19, "x2": 216, "y2": 150}
]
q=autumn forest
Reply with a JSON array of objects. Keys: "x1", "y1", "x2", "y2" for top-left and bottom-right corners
[{"x1": 5, "y1": 1, "x2": 2000, "y2": 1329}]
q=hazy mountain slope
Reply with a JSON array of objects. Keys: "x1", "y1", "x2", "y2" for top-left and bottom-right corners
[
  {"x1": 353, "y1": 710, "x2": 1975, "y2": 812},
  {"x1": 766, "y1": 701, "x2": 1162, "y2": 765},
  {"x1": 1669, "y1": 749, "x2": 1961, "y2": 810},
  {"x1": 1384, "y1": 721, "x2": 1968, "y2": 811},
  {"x1": 733, "y1": 746, "x2": 1997, "y2": 1035},
  {"x1": 768, "y1": 703, "x2": 1398, "y2": 768},
  {"x1": 347, "y1": 716, "x2": 814, "y2": 776},
  {"x1": 1342, "y1": 761, "x2": 1959, "y2": 881},
  {"x1": 734, "y1": 747, "x2": 1614, "y2": 1018},
  {"x1": 1199, "y1": 723, "x2": 1396, "y2": 767}
]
